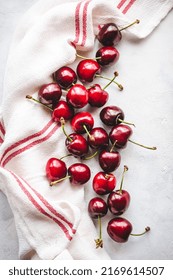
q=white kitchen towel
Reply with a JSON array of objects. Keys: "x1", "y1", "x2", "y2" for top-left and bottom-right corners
[{"x1": 0, "y1": 0, "x2": 172, "y2": 260}]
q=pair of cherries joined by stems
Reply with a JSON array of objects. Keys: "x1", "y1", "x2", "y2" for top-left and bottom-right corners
[{"x1": 26, "y1": 19, "x2": 154, "y2": 247}]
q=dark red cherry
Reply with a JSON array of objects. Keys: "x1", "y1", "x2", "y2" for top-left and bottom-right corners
[
  {"x1": 46, "y1": 158, "x2": 67, "y2": 182},
  {"x1": 107, "y1": 217, "x2": 132, "y2": 243},
  {"x1": 100, "y1": 105, "x2": 124, "y2": 126},
  {"x1": 88, "y1": 84, "x2": 108, "y2": 107},
  {"x1": 87, "y1": 127, "x2": 109, "y2": 149},
  {"x1": 93, "y1": 172, "x2": 116, "y2": 195},
  {"x1": 96, "y1": 46, "x2": 119, "y2": 66},
  {"x1": 88, "y1": 197, "x2": 108, "y2": 219},
  {"x1": 99, "y1": 150, "x2": 121, "y2": 172},
  {"x1": 68, "y1": 163, "x2": 91, "y2": 185},
  {"x1": 109, "y1": 124, "x2": 132, "y2": 149},
  {"x1": 38, "y1": 83, "x2": 62, "y2": 106},
  {"x1": 77, "y1": 59, "x2": 101, "y2": 83},
  {"x1": 107, "y1": 165, "x2": 130, "y2": 215},
  {"x1": 53, "y1": 66, "x2": 77, "y2": 89},
  {"x1": 65, "y1": 133, "x2": 89, "y2": 157},
  {"x1": 71, "y1": 112, "x2": 94, "y2": 134},
  {"x1": 52, "y1": 100, "x2": 74, "y2": 123},
  {"x1": 97, "y1": 23, "x2": 122, "y2": 46},
  {"x1": 66, "y1": 84, "x2": 88, "y2": 108}
]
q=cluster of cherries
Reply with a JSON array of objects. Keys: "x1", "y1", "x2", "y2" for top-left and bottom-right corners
[{"x1": 27, "y1": 19, "x2": 156, "y2": 248}]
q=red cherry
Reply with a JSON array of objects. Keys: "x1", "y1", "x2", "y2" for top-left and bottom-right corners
[
  {"x1": 88, "y1": 84, "x2": 108, "y2": 107},
  {"x1": 88, "y1": 197, "x2": 108, "y2": 219},
  {"x1": 53, "y1": 66, "x2": 77, "y2": 89},
  {"x1": 97, "y1": 23, "x2": 122, "y2": 46},
  {"x1": 71, "y1": 112, "x2": 94, "y2": 134},
  {"x1": 68, "y1": 163, "x2": 91, "y2": 185},
  {"x1": 52, "y1": 100, "x2": 74, "y2": 123},
  {"x1": 46, "y1": 158, "x2": 67, "y2": 182},
  {"x1": 87, "y1": 127, "x2": 109, "y2": 149},
  {"x1": 107, "y1": 217, "x2": 132, "y2": 243},
  {"x1": 100, "y1": 105, "x2": 125, "y2": 126},
  {"x1": 107, "y1": 165, "x2": 130, "y2": 215},
  {"x1": 93, "y1": 172, "x2": 116, "y2": 195},
  {"x1": 38, "y1": 83, "x2": 62, "y2": 106},
  {"x1": 99, "y1": 150, "x2": 121, "y2": 172},
  {"x1": 77, "y1": 59, "x2": 101, "y2": 83},
  {"x1": 109, "y1": 124, "x2": 132, "y2": 149},
  {"x1": 96, "y1": 46, "x2": 119, "y2": 66},
  {"x1": 65, "y1": 133, "x2": 89, "y2": 157},
  {"x1": 66, "y1": 84, "x2": 88, "y2": 108}
]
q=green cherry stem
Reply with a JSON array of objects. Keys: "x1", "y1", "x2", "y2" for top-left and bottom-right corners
[
  {"x1": 83, "y1": 125, "x2": 94, "y2": 141},
  {"x1": 84, "y1": 150, "x2": 99, "y2": 160},
  {"x1": 50, "y1": 175, "x2": 71, "y2": 186},
  {"x1": 128, "y1": 139, "x2": 157, "y2": 150},
  {"x1": 60, "y1": 118, "x2": 73, "y2": 142},
  {"x1": 95, "y1": 215, "x2": 103, "y2": 249},
  {"x1": 130, "y1": 226, "x2": 150, "y2": 237},
  {"x1": 26, "y1": 95, "x2": 53, "y2": 111},
  {"x1": 59, "y1": 154, "x2": 73, "y2": 160},
  {"x1": 76, "y1": 53, "x2": 101, "y2": 60},
  {"x1": 118, "y1": 118, "x2": 135, "y2": 127},
  {"x1": 96, "y1": 72, "x2": 123, "y2": 91},
  {"x1": 119, "y1": 19, "x2": 140, "y2": 32},
  {"x1": 119, "y1": 165, "x2": 128, "y2": 194}
]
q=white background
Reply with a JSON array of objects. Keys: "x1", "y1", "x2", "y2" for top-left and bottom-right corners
[{"x1": 0, "y1": 0, "x2": 173, "y2": 260}]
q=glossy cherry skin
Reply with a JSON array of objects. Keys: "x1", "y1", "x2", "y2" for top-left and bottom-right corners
[
  {"x1": 88, "y1": 127, "x2": 109, "y2": 149},
  {"x1": 100, "y1": 105, "x2": 124, "y2": 126},
  {"x1": 68, "y1": 163, "x2": 91, "y2": 185},
  {"x1": 107, "y1": 190, "x2": 130, "y2": 215},
  {"x1": 77, "y1": 59, "x2": 101, "y2": 83},
  {"x1": 93, "y1": 172, "x2": 116, "y2": 195},
  {"x1": 46, "y1": 158, "x2": 67, "y2": 181},
  {"x1": 88, "y1": 197, "x2": 108, "y2": 219},
  {"x1": 38, "y1": 83, "x2": 62, "y2": 106},
  {"x1": 53, "y1": 66, "x2": 77, "y2": 89},
  {"x1": 97, "y1": 23, "x2": 122, "y2": 46},
  {"x1": 71, "y1": 112, "x2": 94, "y2": 134},
  {"x1": 99, "y1": 150, "x2": 121, "y2": 172},
  {"x1": 88, "y1": 84, "x2": 108, "y2": 107},
  {"x1": 96, "y1": 46, "x2": 119, "y2": 66},
  {"x1": 66, "y1": 84, "x2": 88, "y2": 108},
  {"x1": 52, "y1": 100, "x2": 74, "y2": 123},
  {"x1": 109, "y1": 124, "x2": 132, "y2": 149},
  {"x1": 107, "y1": 217, "x2": 132, "y2": 243},
  {"x1": 65, "y1": 133, "x2": 89, "y2": 157}
]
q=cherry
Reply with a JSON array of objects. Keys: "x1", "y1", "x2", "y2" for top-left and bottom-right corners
[
  {"x1": 65, "y1": 133, "x2": 89, "y2": 157},
  {"x1": 96, "y1": 46, "x2": 119, "y2": 66},
  {"x1": 71, "y1": 112, "x2": 94, "y2": 134},
  {"x1": 107, "y1": 165, "x2": 130, "y2": 215},
  {"x1": 99, "y1": 149, "x2": 121, "y2": 172},
  {"x1": 109, "y1": 124, "x2": 157, "y2": 150},
  {"x1": 107, "y1": 217, "x2": 150, "y2": 243},
  {"x1": 88, "y1": 84, "x2": 108, "y2": 107},
  {"x1": 97, "y1": 20, "x2": 140, "y2": 46},
  {"x1": 93, "y1": 171, "x2": 116, "y2": 195},
  {"x1": 87, "y1": 127, "x2": 109, "y2": 149},
  {"x1": 38, "y1": 83, "x2": 62, "y2": 107},
  {"x1": 50, "y1": 163, "x2": 91, "y2": 186},
  {"x1": 88, "y1": 197, "x2": 108, "y2": 248},
  {"x1": 76, "y1": 59, "x2": 101, "y2": 83},
  {"x1": 100, "y1": 105, "x2": 134, "y2": 127},
  {"x1": 66, "y1": 84, "x2": 88, "y2": 108},
  {"x1": 52, "y1": 100, "x2": 74, "y2": 123},
  {"x1": 53, "y1": 66, "x2": 77, "y2": 89},
  {"x1": 46, "y1": 157, "x2": 67, "y2": 182}
]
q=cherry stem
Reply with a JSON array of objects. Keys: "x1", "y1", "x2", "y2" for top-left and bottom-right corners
[
  {"x1": 119, "y1": 165, "x2": 128, "y2": 194},
  {"x1": 102, "y1": 72, "x2": 118, "y2": 90},
  {"x1": 96, "y1": 73, "x2": 123, "y2": 91},
  {"x1": 26, "y1": 95, "x2": 53, "y2": 111},
  {"x1": 76, "y1": 53, "x2": 101, "y2": 60},
  {"x1": 59, "y1": 154, "x2": 72, "y2": 160},
  {"x1": 60, "y1": 118, "x2": 73, "y2": 142},
  {"x1": 119, "y1": 19, "x2": 140, "y2": 32},
  {"x1": 130, "y1": 226, "x2": 150, "y2": 237},
  {"x1": 83, "y1": 125, "x2": 94, "y2": 141},
  {"x1": 50, "y1": 175, "x2": 71, "y2": 186},
  {"x1": 118, "y1": 118, "x2": 135, "y2": 127},
  {"x1": 84, "y1": 150, "x2": 98, "y2": 160},
  {"x1": 128, "y1": 139, "x2": 157, "y2": 150},
  {"x1": 95, "y1": 215, "x2": 103, "y2": 249},
  {"x1": 110, "y1": 140, "x2": 117, "y2": 153}
]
